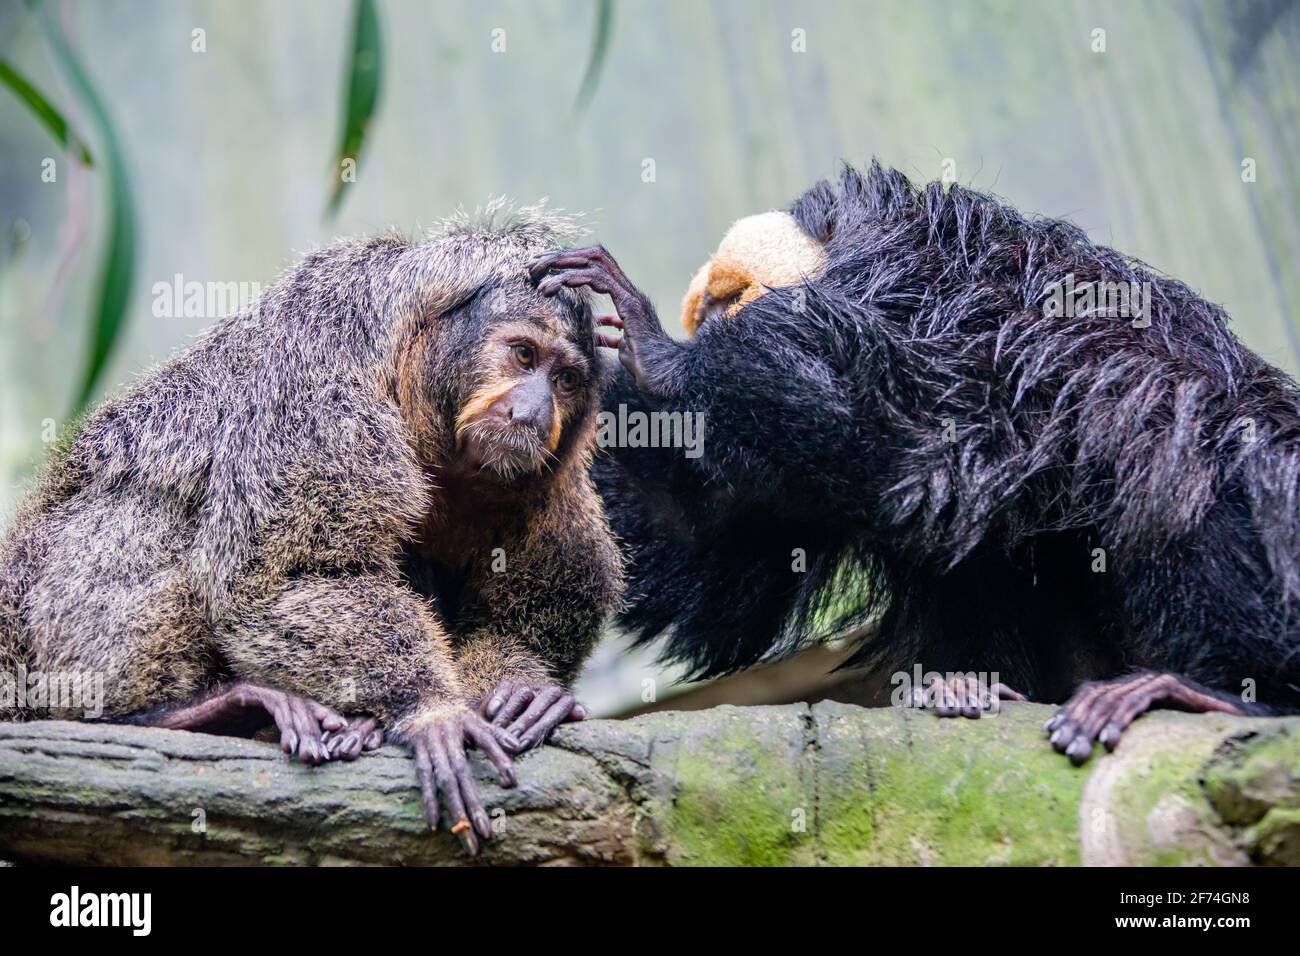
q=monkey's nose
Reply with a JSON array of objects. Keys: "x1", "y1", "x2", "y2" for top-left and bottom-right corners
[{"x1": 505, "y1": 402, "x2": 550, "y2": 439}]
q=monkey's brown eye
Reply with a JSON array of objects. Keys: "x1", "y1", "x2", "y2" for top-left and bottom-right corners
[
  {"x1": 554, "y1": 369, "x2": 581, "y2": 394},
  {"x1": 512, "y1": 343, "x2": 536, "y2": 368}
]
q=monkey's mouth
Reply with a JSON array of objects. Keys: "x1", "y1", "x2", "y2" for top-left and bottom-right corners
[{"x1": 459, "y1": 419, "x2": 550, "y2": 480}]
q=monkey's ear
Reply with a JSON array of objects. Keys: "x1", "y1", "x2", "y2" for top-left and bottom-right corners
[{"x1": 789, "y1": 179, "x2": 837, "y2": 244}]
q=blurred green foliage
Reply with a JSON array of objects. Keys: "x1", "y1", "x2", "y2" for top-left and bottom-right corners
[
  {"x1": 0, "y1": 57, "x2": 94, "y2": 165},
  {"x1": 31, "y1": 1, "x2": 137, "y2": 419},
  {"x1": 325, "y1": 0, "x2": 382, "y2": 218}
]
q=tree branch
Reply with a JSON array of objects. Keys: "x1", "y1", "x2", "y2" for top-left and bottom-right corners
[{"x1": 0, "y1": 703, "x2": 1295, "y2": 865}]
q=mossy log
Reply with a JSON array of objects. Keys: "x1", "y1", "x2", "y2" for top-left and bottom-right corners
[{"x1": 0, "y1": 703, "x2": 1296, "y2": 866}]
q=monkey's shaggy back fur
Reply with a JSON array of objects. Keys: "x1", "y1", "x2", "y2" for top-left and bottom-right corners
[
  {"x1": 599, "y1": 162, "x2": 1300, "y2": 707},
  {"x1": 0, "y1": 203, "x2": 599, "y2": 720}
]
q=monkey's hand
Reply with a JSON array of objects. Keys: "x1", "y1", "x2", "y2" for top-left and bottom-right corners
[
  {"x1": 141, "y1": 682, "x2": 349, "y2": 766},
  {"x1": 910, "y1": 674, "x2": 1027, "y2": 718},
  {"x1": 479, "y1": 679, "x2": 587, "y2": 751},
  {"x1": 407, "y1": 708, "x2": 521, "y2": 855},
  {"x1": 529, "y1": 245, "x2": 684, "y2": 397},
  {"x1": 1044, "y1": 671, "x2": 1252, "y2": 765},
  {"x1": 321, "y1": 715, "x2": 384, "y2": 762}
]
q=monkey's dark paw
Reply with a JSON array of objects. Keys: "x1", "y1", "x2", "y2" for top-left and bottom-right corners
[
  {"x1": 137, "y1": 682, "x2": 346, "y2": 764},
  {"x1": 322, "y1": 715, "x2": 383, "y2": 761},
  {"x1": 480, "y1": 679, "x2": 586, "y2": 751},
  {"x1": 910, "y1": 675, "x2": 1027, "y2": 719},
  {"x1": 258, "y1": 688, "x2": 348, "y2": 766},
  {"x1": 409, "y1": 708, "x2": 521, "y2": 855},
  {"x1": 1044, "y1": 671, "x2": 1250, "y2": 765},
  {"x1": 529, "y1": 246, "x2": 675, "y2": 393}
]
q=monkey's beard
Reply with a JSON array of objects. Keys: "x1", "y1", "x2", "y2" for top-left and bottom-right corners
[{"x1": 458, "y1": 418, "x2": 553, "y2": 482}]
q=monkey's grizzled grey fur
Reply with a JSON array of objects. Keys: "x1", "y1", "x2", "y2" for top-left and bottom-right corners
[
  {"x1": 601, "y1": 162, "x2": 1299, "y2": 710},
  {"x1": 0, "y1": 203, "x2": 623, "y2": 736}
]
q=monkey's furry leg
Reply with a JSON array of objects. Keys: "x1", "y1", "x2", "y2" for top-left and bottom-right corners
[
  {"x1": 122, "y1": 682, "x2": 360, "y2": 765},
  {"x1": 219, "y1": 575, "x2": 518, "y2": 853}
]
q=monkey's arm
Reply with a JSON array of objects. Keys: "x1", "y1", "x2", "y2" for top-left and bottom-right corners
[
  {"x1": 455, "y1": 475, "x2": 624, "y2": 749},
  {"x1": 217, "y1": 575, "x2": 517, "y2": 852},
  {"x1": 531, "y1": 246, "x2": 873, "y2": 517}
]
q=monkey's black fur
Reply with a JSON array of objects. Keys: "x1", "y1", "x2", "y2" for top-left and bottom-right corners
[{"x1": 595, "y1": 161, "x2": 1300, "y2": 708}]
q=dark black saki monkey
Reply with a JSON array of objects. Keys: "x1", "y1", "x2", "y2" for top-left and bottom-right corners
[{"x1": 530, "y1": 161, "x2": 1300, "y2": 764}]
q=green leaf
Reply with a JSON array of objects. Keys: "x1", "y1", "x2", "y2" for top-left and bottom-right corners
[
  {"x1": 326, "y1": 0, "x2": 383, "y2": 219},
  {"x1": 574, "y1": 0, "x2": 614, "y2": 115},
  {"x1": 34, "y1": 3, "x2": 137, "y2": 417},
  {"x1": 0, "y1": 58, "x2": 94, "y2": 165}
]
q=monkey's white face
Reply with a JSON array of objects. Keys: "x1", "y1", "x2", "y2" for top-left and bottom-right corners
[{"x1": 680, "y1": 211, "x2": 827, "y2": 336}]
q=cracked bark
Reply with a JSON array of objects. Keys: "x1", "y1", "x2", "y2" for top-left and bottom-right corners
[{"x1": 1, "y1": 703, "x2": 1297, "y2": 866}]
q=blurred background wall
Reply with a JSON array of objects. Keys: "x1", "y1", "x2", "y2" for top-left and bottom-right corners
[{"x1": 2, "y1": 0, "x2": 1297, "y2": 714}]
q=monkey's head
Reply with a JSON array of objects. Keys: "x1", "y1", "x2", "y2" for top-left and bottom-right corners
[
  {"x1": 393, "y1": 203, "x2": 600, "y2": 486},
  {"x1": 447, "y1": 278, "x2": 597, "y2": 483},
  {"x1": 680, "y1": 210, "x2": 827, "y2": 336}
]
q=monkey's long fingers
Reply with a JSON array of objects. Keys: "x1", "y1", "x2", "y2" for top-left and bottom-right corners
[
  {"x1": 931, "y1": 678, "x2": 959, "y2": 717},
  {"x1": 538, "y1": 269, "x2": 615, "y2": 298},
  {"x1": 505, "y1": 685, "x2": 566, "y2": 745},
  {"x1": 527, "y1": 247, "x2": 617, "y2": 282},
  {"x1": 326, "y1": 716, "x2": 380, "y2": 761},
  {"x1": 491, "y1": 685, "x2": 535, "y2": 728},
  {"x1": 526, "y1": 250, "x2": 569, "y2": 281},
  {"x1": 596, "y1": 315, "x2": 624, "y2": 349},
  {"x1": 286, "y1": 695, "x2": 327, "y2": 765},
  {"x1": 272, "y1": 699, "x2": 301, "y2": 757},
  {"x1": 464, "y1": 716, "x2": 517, "y2": 788},
  {"x1": 516, "y1": 693, "x2": 576, "y2": 751},
  {"x1": 481, "y1": 680, "x2": 516, "y2": 720},
  {"x1": 1048, "y1": 675, "x2": 1157, "y2": 764},
  {"x1": 440, "y1": 723, "x2": 489, "y2": 849},
  {"x1": 428, "y1": 730, "x2": 478, "y2": 854},
  {"x1": 1072, "y1": 676, "x2": 1157, "y2": 755},
  {"x1": 413, "y1": 735, "x2": 440, "y2": 831},
  {"x1": 307, "y1": 699, "x2": 347, "y2": 734}
]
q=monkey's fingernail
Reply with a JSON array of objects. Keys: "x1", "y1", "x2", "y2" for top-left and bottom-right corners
[
  {"x1": 486, "y1": 698, "x2": 502, "y2": 718},
  {"x1": 572, "y1": 704, "x2": 587, "y2": 720},
  {"x1": 1100, "y1": 725, "x2": 1120, "y2": 749},
  {"x1": 1049, "y1": 727, "x2": 1068, "y2": 747},
  {"x1": 342, "y1": 734, "x2": 358, "y2": 751},
  {"x1": 285, "y1": 730, "x2": 299, "y2": 753}
]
